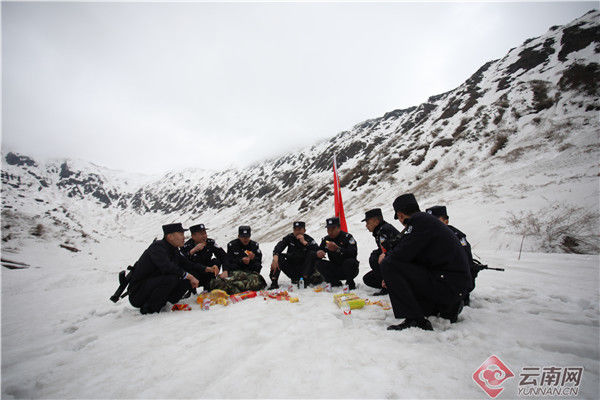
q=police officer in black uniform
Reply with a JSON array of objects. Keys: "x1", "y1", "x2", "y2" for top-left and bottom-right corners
[
  {"x1": 270, "y1": 221, "x2": 320, "y2": 289},
  {"x1": 128, "y1": 223, "x2": 200, "y2": 314},
  {"x1": 380, "y1": 194, "x2": 472, "y2": 331},
  {"x1": 361, "y1": 208, "x2": 402, "y2": 296},
  {"x1": 180, "y1": 223, "x2": 227, "y2": 291},
  {"x1": 224, "y1": 226, "x2": 263, "y2": 276},
  {"x1": 315, "y1": 217, "x2": 359, "y2": 289},
  {"x1": 426, "y1": 205, "x2": 476, "y2": 306}
]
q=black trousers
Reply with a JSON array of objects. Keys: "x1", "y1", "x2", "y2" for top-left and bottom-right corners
[
  {"x1": 270, "y1": 252, "x2": 316, "y2": 282},
  {"x1": 129, "y1": 275, "x2": 191, "y2": 314},
  {"x1": 380, "y1": 261, "x2": 464, "y2": 320},
  {"x1": 362, "y1": 250, "x2": 383, "y2": 289},
  {"x1": 183, "y1": 263, "x2": 216, "y2": 290},
  {"x1": 316, "y1": 258, "x2": 359, "y2": 283}
]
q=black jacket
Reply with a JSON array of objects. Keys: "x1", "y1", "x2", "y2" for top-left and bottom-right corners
[
  {"x1": 128, "y1": 239, "x2": 191, "y2": 291},
  {"x1": 381, "y1": 212, "x2": 472, "y2": 293},
  {"x1": 447, "y1": 225, "x2": 473, "y2": 264},
  {"x1": 181, "y1": 238, "x2": 227, "y2": 268},
  {"x1": 318, "y1": 231, "x2": 358, "y2": 264},
  {"x1": 372, "y1": 221, "x2": 402, "y2": 253},
  {"x1": 447, "y1": 225, "x2": 476, "y2": 277},
  {"x1": 226, "y1": 239, "x2": 262, "y2": 273},
  {"x1": 273, "y1": 233, "x2": 319, "y2": 258}
]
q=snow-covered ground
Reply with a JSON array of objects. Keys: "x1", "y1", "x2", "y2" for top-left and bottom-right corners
[{"x1": 2, "y1": 229, "x2": 598, "y2": 399}]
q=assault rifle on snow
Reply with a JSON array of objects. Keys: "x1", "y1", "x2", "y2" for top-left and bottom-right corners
[
  {"x1": 109, "y1": 265, "x2": 135, "y2": 303},
  {"x1": 473, "y1": 258, "x2": 505, "y2": 273}
]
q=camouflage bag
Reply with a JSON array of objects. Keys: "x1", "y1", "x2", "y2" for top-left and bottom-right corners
[
  {"x1": 209, "y1": 270, "x2": 267, "y2": 295},
  {"x1": 307, "y1": 269, "x2": 324, "y2": 285}
]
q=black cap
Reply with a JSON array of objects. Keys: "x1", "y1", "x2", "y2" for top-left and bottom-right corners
[
  {"x1": 393, "y1": 193, "x2": 420, "y2": 219},
  {"x1": 426, "y1": 206, "x2": 448, "y2": 219},
  {"x1": 238, "y1": 226, "x2": 251, "y2": 237},
  {"x1": 293, "y1": 221, "x2": 305, "y2": 228},
  {"x1": 190, "y1": 224, "x2": 207, "y2": 233},
  {"x1": 162, "y1": 223, "x2": 187, "y2": 235},
  {"x1": 362, "y1": 208, "x2": 383, "y2": 222},
  {"x1": 326, "y1": 217, "x2": 340, "y2": 227}
]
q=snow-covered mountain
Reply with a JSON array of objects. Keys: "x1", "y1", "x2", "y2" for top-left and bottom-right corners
[{"x1": 2, "y1": 9, "x2": 599, "y2": 254}]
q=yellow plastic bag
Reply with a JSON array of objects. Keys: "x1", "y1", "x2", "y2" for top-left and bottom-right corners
[{"x1": 333, "y1": 293, "x2": 365, "y2": 309}]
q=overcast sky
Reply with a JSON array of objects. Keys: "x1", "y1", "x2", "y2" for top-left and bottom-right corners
[{"x1": 2, "y1": 1, "x2": 596, "y2": 174}]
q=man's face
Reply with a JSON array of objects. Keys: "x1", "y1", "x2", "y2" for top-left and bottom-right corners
[
  {"x1": 327, "y1": 226, "x2": 341, "y2": 238},
  {"x1": 396, "y1": 211, "x2": 409, "y2": 226},
  {"x1": 293, "y1": 227, "x2": 306, "y2": 236},
  {"x1": 192, "y1": 230, "x2": 208, "y2": 243},
  {"x1": 167, "y1": 231, "x2": 185, "y2": 248},
  {"x1": 438, "y1": 217, "x2": 449, "y2": 225},
  {"x1": 239, "y1": 236, "x2": 251, "y2": 246},
  {"x1": 365, "y1": 217, "x2": 380, "y2": 232}
]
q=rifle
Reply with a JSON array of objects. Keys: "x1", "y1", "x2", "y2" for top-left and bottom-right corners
[
  {"x1": 109, "y1": 265, "x2": 135, "y2": 303},
  {"x1": 473, "y1": 258, "x2": 505, "y2": 272}
]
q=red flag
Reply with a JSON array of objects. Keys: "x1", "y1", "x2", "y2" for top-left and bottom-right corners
[{"x1": 333, "y1": 155, "x2": 348, "y2": 232}]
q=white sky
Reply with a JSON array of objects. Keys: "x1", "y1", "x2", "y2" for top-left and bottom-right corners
[{"x1": 2, "y1": 1, "x2": 597, "y2": 174}]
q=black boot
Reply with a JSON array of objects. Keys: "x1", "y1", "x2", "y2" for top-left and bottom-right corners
[
  {"x1": 269, "y1": 281, "x2": 279, "y2": 290},
  {"x1": 440, "y1": 299, "x2": 464, "y2": 323},
  {"x1": 347, "y1": 279, "x2": 356, "y2": 290},
  {"x1": 463, "y1": 293, "x2": 471, "y2": 307},
  {"x1": 387, "y1": 318, "x2": 433, "y2": 331},
  {"x1": 372, "y1": 288, "x2": 388, "y2": 296},
  {"x1": 331, "y1": 280, "x2": 343, "y2": 287}
]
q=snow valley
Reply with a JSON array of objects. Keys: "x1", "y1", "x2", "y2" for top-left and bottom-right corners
[{"x1": 2, "y1": 9, "x2": 599, "y2": 400}]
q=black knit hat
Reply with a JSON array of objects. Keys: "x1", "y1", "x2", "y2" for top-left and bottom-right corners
[
  {"x1": 326, "y1": 217, "x2": 340, "y2": 227},
  {"x1": 190, "y1": 224, "x2": 207, "y2": 233},
  {"x1": 162, "y1": 223, "x2": 187, "y2": 235},
  {"x1": 362, "y1": 208, "x2": 383, "y2": 222},
  {"x1": 392, "y1": 194, "x2": 420, "y2": 219},
  {"x1": 238, "y1": 226, "x2": 251, "y2": 237},
  {"x1": 426, "y1": 206, "x2": 448, "y2": 219},
  {"x1": 293, "y1": 221, "x2": 305, "y2": 228}
]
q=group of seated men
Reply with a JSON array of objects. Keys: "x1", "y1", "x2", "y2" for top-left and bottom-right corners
[{"x1": 126, "y1": 192, "x2": 476, "y2": 332}]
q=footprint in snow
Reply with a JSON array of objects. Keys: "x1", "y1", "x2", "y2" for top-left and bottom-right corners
[
  {"x1": 73, "y1": 335, "x2": 98, "y2": 351},
  {"x1": 63, "y1": 326, "x2": 79, "y2": 334}
]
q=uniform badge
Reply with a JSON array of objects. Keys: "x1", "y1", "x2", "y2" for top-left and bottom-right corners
[
  {"x1": 460, "y1": 238, "x2": 467, "y2": 246},
  {"x1": 349, "y1": 238, "x2": 356, "y2": 245},
  {"x1": 404, "y1": 226, "x2": 413, "y2": 234}
]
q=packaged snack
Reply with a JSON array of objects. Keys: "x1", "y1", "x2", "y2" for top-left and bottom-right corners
[
  {"x1": 333, "y1": 293, "x2": 365, "y2": 309},
  {"x1": 171, "y1": 304, "x2": 192, "y2": 311}
]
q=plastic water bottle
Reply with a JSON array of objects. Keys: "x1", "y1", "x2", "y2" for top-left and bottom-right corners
[
  {"x1": 343, "y1": 284, "x2": 349, "y2": 293},
  {"x1": 341, "y1": 301, "x2": 353, "y2": 328},
  {"x1": 298, "y1": 277, "x2": 304, "y2": 289}
]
